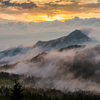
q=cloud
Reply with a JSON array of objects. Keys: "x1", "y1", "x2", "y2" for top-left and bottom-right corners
[
  {"x1": 97, "y1": 0, "x2": 100, "y2": 2},
  {"x1": 2, "y1": 44, "x2": 100, "y2": 92},
  {"x1": 80, "y1": 28, "x2": 96, "y2": 36},
  {"x1": 0, "y1": 0, "x2": 100, "y2": 23},
  {"x1": 44, "y1": 1, "x2": 100, "y2": 13},
  {"x1": 0, "y1": 0, "x2": 37, "y2": 9},
  {"x1": 0, "y1": 17, "x2": 100, "y2": 50}
]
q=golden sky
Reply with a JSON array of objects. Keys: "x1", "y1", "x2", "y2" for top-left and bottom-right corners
[{"x1": 0, "y1": 0, "x2": 100, "y2": 22}]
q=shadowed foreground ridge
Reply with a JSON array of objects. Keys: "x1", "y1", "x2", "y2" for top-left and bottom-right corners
[{"x1": 0, "y1": 79, "x2": 100, "y2": 100}]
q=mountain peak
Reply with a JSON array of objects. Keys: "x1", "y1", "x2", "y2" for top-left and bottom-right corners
[
  {"x1": 74, "y1": 29, "x2": 81, "y2": 32},
  {"x1": 66, "y1": 29, "x2": 90, "y2": 40},
  {"x1": 34, "y1": 29, "x2": 91, "y2": 50},
  {"x1": 71, "y1": 29, "x2": 83, "y2": 35},
  {"x1": 68, "y1": 29, "x2": 87, "y2": 36}
]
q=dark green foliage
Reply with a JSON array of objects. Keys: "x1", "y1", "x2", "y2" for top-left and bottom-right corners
[
  {"x1": 0, "y1": 71, "x2": 41, "y2": 86},
  {"x1": 10, "y1": 81, "x2": 25, "y2": 100},
  {"x1": 0, "y1": 72, "x2": 100, "y2": 100},
  {"x1": 0, "y1": 72, "x2": 19, "y2": 85},
  {"x1": 0, "y1": 86, "x2": 100, "y2": 100}
]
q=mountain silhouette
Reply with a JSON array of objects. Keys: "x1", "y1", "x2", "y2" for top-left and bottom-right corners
[
  {"x1": 34, "y1": 30, "x2": 90, "y2": 49},
  {"x1": 0, "y1": 30, "x2": 91, "y2": 60}
]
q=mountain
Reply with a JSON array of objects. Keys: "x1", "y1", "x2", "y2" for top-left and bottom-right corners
[
  {"x1": 33, "y1": 30, "x2": 91, "y2": 50},
  {"x1": 59, "y1": 45, "x2": 85, "y2": 52},
  {"x1": 0, "y1": 46, "x2": 30, "y2": 60},
  {"x1": 0, "y1": 29, "x2": 91, "y2": 61}
]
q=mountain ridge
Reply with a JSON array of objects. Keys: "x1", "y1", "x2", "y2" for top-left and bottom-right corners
[
  {"x1": 33, "y1": 29, "x2": 91, "y2": 49},
  {"x1": 0, "y1": 29, "x2": 91, "y2": 60}
]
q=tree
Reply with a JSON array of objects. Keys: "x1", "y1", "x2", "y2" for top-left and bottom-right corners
[{"x1": 10, "y1": 81, "x2": 25, "y2": 100}]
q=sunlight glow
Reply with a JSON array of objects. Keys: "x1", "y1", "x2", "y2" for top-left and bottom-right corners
[
  {"x1": 1, "y1": 12, "x2": 100, "y2": 23},
  {"x1": 26, "y1": 14, "x2": 72, "y2": 22}
]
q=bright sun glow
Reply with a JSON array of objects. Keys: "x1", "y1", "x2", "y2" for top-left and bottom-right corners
[
  {"x1": 25, "y1": 14, "x2": 73, "y2": 22},
  {"x1": 41, "y1": 14, "x2": 73, "y2": 22},
  {"x1": 1, "y1": 12, "x2": 100, "y2": 23}
]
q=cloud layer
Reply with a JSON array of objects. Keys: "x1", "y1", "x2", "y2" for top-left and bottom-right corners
[
  {"x1": 0, "y1": 0, "x2": 100, "y2": 22},
  {"x1": 0, "y1": 17, "x2": 100, "y2": 50},
  {"x1": 1, "y1": 44, "x2": 100, "y2": 92},
  {"x1": 1, "y1": 0, "x2": 37, "y2": 9}
]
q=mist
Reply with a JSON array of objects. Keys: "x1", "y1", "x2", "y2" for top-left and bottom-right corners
[
  {"x1": 1, "y1": 44, "x2": 100, "y2": 92},
  {"x1": 0, "y1": 21, "x2": 100, "y2": 92}
]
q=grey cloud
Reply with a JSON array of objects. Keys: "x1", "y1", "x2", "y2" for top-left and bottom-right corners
[
  {"x1": 60, "y1": 0, "x2": 82, "y2": 3},
  {"x1": 97, "y1": 0, "x2": 100, "y2": 2},
  {"x1": 2, "y1": 44, "x2": 100, "y2": 92},
  {"x1": 83, "y1": 3, "x2": 100, "y2": 8},
  {"x1": 59, "y1": 0, "x2": 99, "y2": 3},
  {"x1": 80, "y1": 28, "x2": 95, "y2": 36},
  {"x1": 44, "y1": 1, "x2": 100, "y2": 13},
  {"x1": 0, "y1": 0, "x2": 37, "y2": 9},
  {"x1": 0, "y1": 17, "x2": 100, "y2": 50}
]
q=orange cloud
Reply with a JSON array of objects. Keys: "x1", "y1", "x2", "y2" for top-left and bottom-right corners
[
  {"x1": 1, "y1": 12, "x2": 100, "y2": 23},
  {"x1": 0, "y1": 0, "x2": 100, "y2": 23},
  {"x1": 25, "y1": 14, "x2": 73, "y2": 22}
]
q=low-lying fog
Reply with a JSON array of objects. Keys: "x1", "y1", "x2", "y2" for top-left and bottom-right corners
[{"x1": 1, "y1": 43, "x2": 100, "y2": 92}]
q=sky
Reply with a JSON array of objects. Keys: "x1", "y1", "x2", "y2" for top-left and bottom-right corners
[
  {"x1": 0, "y1": 17, "x2": 100, "y2": 51},
  {"x1": 0, "y1": 0, "x2": 100, "y2": 22},
  {"x1": 0, "y1": 0, "x2": 100, "y2": 51}
]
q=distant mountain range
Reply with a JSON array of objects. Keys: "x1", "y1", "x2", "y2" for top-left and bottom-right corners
[
  {"x1": 0, "y1": 46, "x2": 30, "y2": 60},
  {"x1": 0, "y1": 29, "x2": 100, "y2": 92},
  {"x1": 34, "y1": 30, "x2": 91, "y2": 50},
  {"x1": 0, "y1": 29, "x2": 91, "y2": 59}
]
